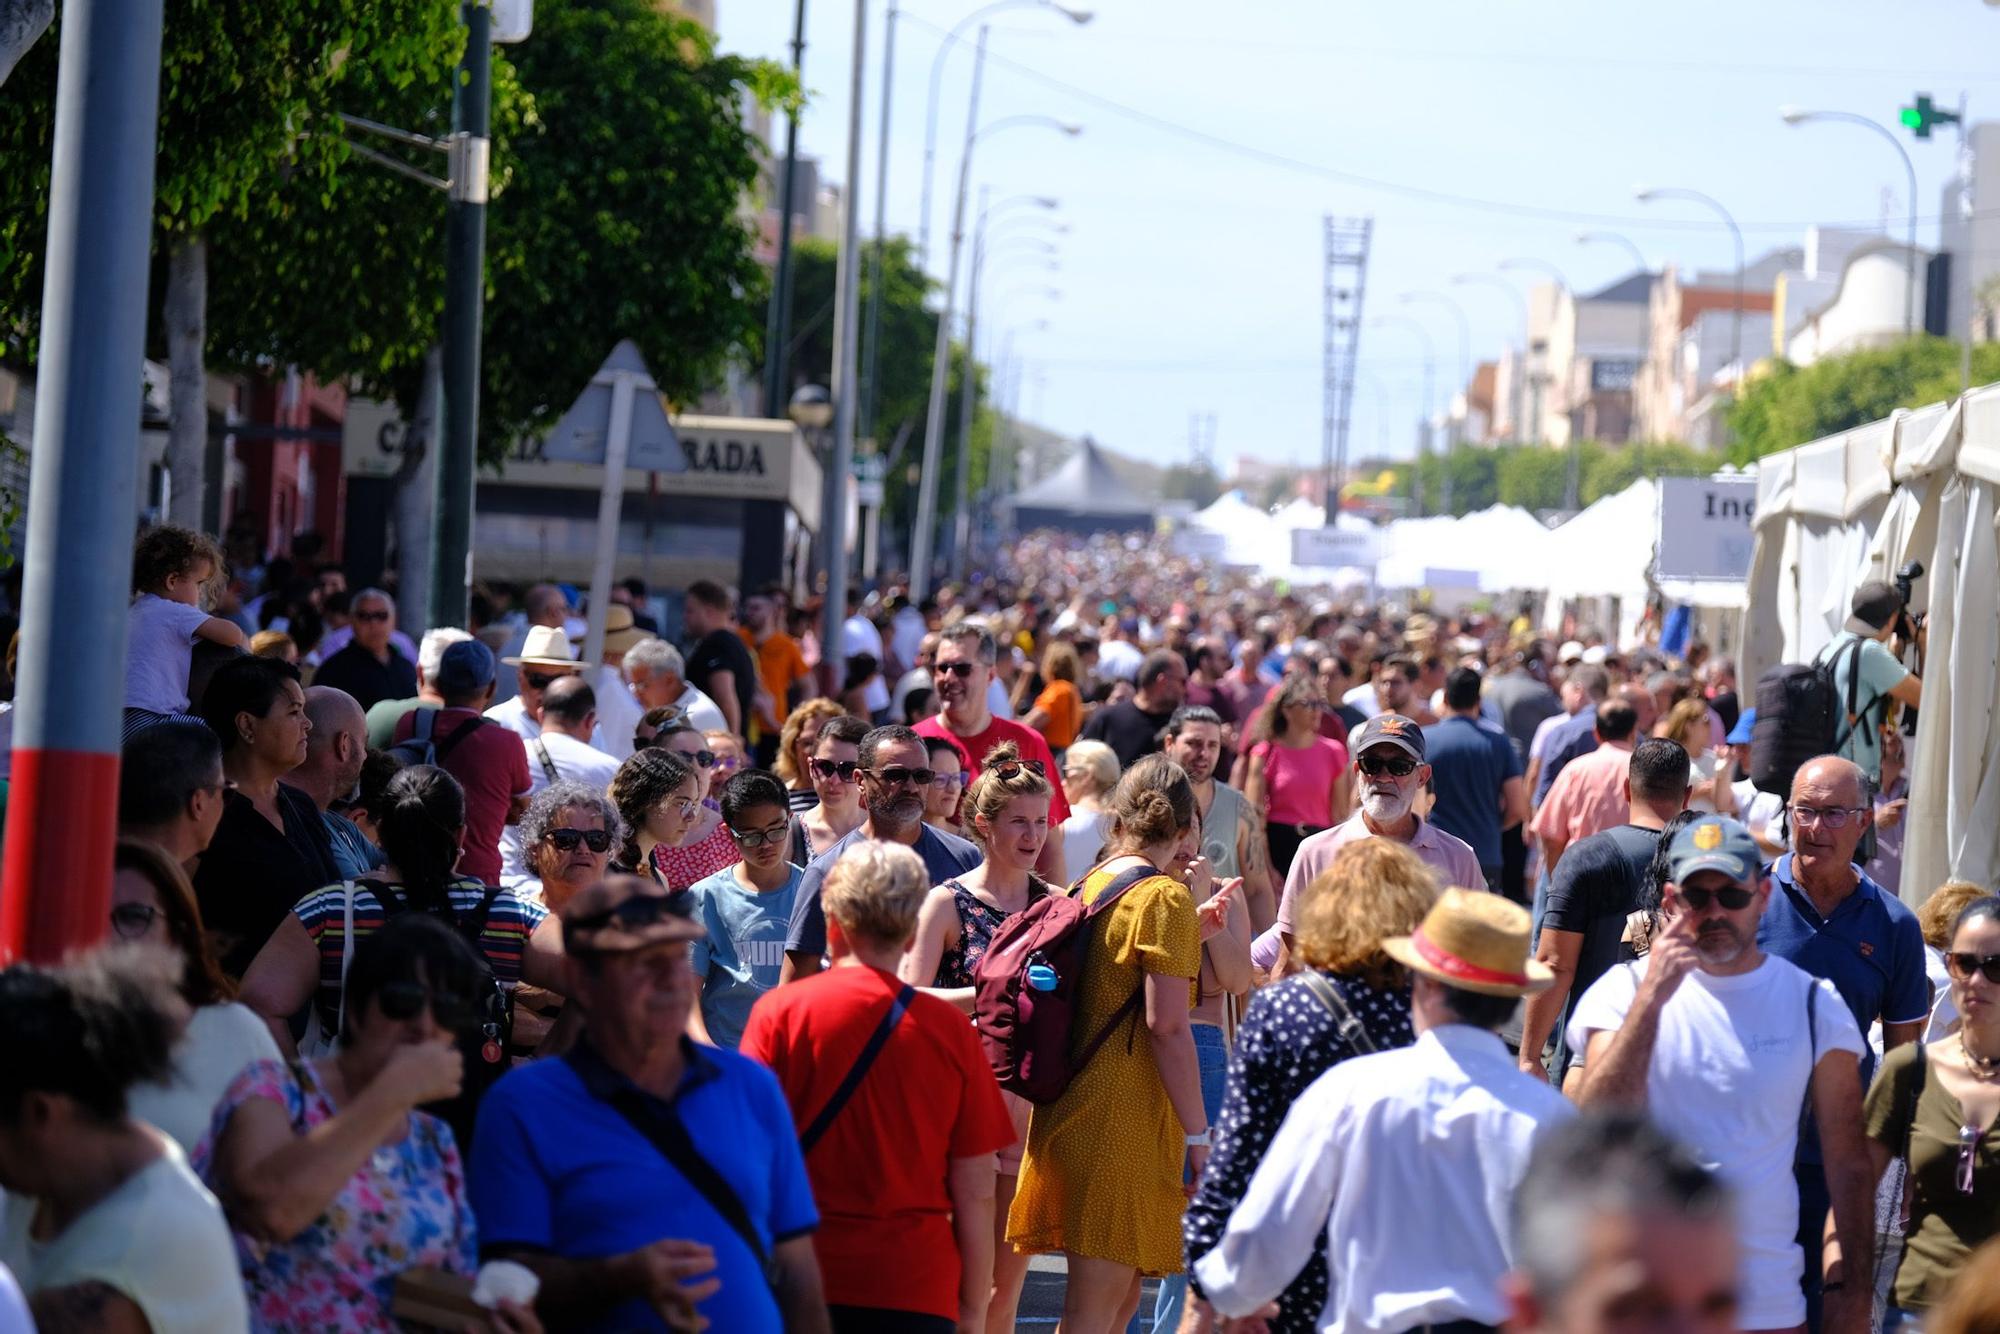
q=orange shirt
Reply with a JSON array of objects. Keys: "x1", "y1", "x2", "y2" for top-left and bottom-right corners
[
  {"x1": 1033, "y1": 678, "x2": 1083, "y2": 749},
  {"x1": 740, "y1": 628, "x2": 811, "y2": 734}
]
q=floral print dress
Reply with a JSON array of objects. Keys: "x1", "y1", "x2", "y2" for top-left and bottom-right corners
[{"x1": 195, "y1": 1058, "x2": 478, "y2": 1332}]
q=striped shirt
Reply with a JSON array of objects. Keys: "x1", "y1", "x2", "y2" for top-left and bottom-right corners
[{"x1": 293, "y1": 876, "x2": 548, "y2": 1035}]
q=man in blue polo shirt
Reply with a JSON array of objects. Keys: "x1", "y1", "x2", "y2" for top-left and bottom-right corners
[
  {"x1": 1757, "y1": 753, "x2": 1927, "y2": 1330},
  {"x1": 470, "y1": 875, "x2": 830, "y2": 1333}
]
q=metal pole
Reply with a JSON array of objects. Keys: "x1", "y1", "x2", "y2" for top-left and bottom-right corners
[
  {"x1": 763, "y1": 0, "x2": 807, "y2": 416},
  {"x1": 911, "y1": 28, "x2": 987, "y2": 598},
  {"x1": 0, "y1": 0, "x2": 165, "y2": 962},
  {"x1": 821, "y1": 0, "x2": 867, "y2": 679},
  {"x1": 582, "y1": 372, "x2": 637, "y2": 669},
  {"x1": 859, "y1": 0, "x2": 895, "y2": 445},
  {"x1": 1783, "y1": 112, "x2": 1919, "y2": 337},
  {"x1": 430, "y1": 0, "x2": 492, "y2": 631},
  {"x1": 951, "y1": 187, "x2": 989, "y2": 580}
]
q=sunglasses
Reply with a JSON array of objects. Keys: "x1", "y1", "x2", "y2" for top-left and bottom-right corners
[
  {"x1": 712, "y1": 755, "x2": 742, "y2": 773},
  {"x1": 990, "y1": 759, "x2": 1046, "y2": 781},
  {"x1": 569, "y1": 892, "x2": 690, "y2": 935},
  {"x1": 870, "y1": 765, "x2": 936, "y2": 787},
  {"x1": 353, "y1": 609, "x2": 392, "y2": 623},
  {"x1": 727, "y1": 822, "x2": 792, "y2": 850},
  {"x1": 525, "y1": 671, "x2": 570, "y2": 691},
  {"x1": 1947, "y1": 951, "x2": 2000, "y2": 985},
  {"x1": 1357, "y1": 753, "x2": 1418, "y2": 778},
  {"x1": 545, "y1": 827, "x2": 612, "y2": 853},
  {"x1": 1960, "y1": 1123, "x2": 1986, "y2": 1195},
  {"x1": 935, "y1": 662, "x2": 979, "y2": 679},
  {"x1": 376, "y1": 980, "x2": 481, "y2": 1031},
  {"x1": 109, "y1": 903, "x2": 162, "y2": 940},
  {"x1": 1676, "y1": 884, "x2": 1756, "y2": 912},
  {"x1": 675, "y1": 749, "x2": 717, "y2": 769},
  {"x1": 810, "y1": 758, "x2": 862, "y2": 782},
  {"x1": 653, "y1": 796, "x2": 700, "y2": 819}
]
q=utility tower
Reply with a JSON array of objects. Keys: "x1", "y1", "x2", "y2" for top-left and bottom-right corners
[{"x1": 1322, "y1": 216, "x2": 1373, "y2": 518}]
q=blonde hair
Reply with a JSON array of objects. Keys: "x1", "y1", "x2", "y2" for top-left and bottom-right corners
[
  {"x1": 1042, "y1": 641, "x2": 1080, "y2": 685},
  {"x1": 1062, "y1": 740, "x2": 1119, "y2": 797},
  {"x1": 1104, "y1": 753, "x2": 1195, "y2": 853},
  {"x1": 776, "y1": 699, "x2": 845, "y2": 785},
  {"x1": 1919, "y1": 879, "x2": 1989, "y2": 952},
  {"x1": 822, "y1": 840, "x2": 929, "y2": 946},
  {"x1": 249, "y1": 629, "x2": 297, "y2": 662},
  {"x1": 1293, "y1": 839, "x2": 1441, "y2": 986},
  {"x1": 963, "y1": 741, "x2": 1053, "y2": 844},
  {"x1": 1659, "y1": 697, "x2": 1710, "y2": 750}
]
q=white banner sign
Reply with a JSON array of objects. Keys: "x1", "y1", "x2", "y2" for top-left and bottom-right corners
[
  {"x1": 1291, "y1": 526, "x2": 1379, "y2": 569},
  {"x1": 1656, "y1": 475, "x2": 1756, "y2": 582},
  {"x1": 1172, "y1": 528, "x2": 1227, "y2": 559}
]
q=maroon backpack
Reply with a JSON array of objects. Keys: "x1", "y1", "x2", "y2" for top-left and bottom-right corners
[{"x1": 973, "y1": 864, "x2": 1154, "y2": 1105}]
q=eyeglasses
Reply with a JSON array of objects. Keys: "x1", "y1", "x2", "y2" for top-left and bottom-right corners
[
  {"x1": 989, "y1": 759, "x2": 1046, "y2": 781},
  {"x1": 1676, "y1": 884, "x2": 1756, "y2": 912},
  {"x1": 712, "y1": 754, "x2": 742, "y2": 774},
  {"x1": 810, "y1": 758, "x2": 862, "y2": 782},
  {"x1": 727, "y1": 822, "x2": 792, "y2": 849},
  {"x1": 869, "y1": 765, "x2": 936, "y2": 787},
  {"x1": 675, "y1": 749, "x2": 717, "y2": 769},
  {"x1": 353, "y1": 609, "x2": 392, "y2": 623},
  {"x1": 1788, "y1": 804, "x2": 1870, "y2": 829},
  {"x1": 1947, "y1": 951, "x2": 2000, "y2": 985},
  {"x1": 376, "y1": 980, "x2": 481, "y2": 1032},
  {"x1": 1357, "y1": 753, "x2": 1419, "y2": 778},
  {"x1": 653, "y1": 796, "x2": 700, "y2": 819},
  {"x1": 1959, "y1": 1123, "x2": 1983, "y2": 1195},
  {"x1": 109, "y1": 903, "x2": 162, "y2": 940},
  {"x1": 935, "y1": 662, "x2": 979, "y2": 679},
  {"x1": 544, "y1": 827, "x2": 612, "y2": 854},
  {"x1": 930, "y1": 769, "x2": 966, "y2": 789}
]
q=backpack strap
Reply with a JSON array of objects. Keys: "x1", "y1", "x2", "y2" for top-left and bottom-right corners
[
  {"x1": 531, "y1": 736, "x2": 560, "y2": 786},
  {"x1": 1066, "y1": 864, "x2": 1165, "y2": 1075},
  {"x1": 1298, "y1": 970, "x2": 1378, "y2": 1055},
  {"x1": 414, "y1": 708, "x2": 438, "y2": 745},
  {"x1": 435, "y1": 715, "x2": 488, "y2": 764},
  {"x1": 799, "y1": 982, "x2": 915, "y2": 1152}
]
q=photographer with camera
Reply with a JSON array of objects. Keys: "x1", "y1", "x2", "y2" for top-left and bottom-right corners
[{"x1": 1821, "y1": 579, "x2": 1924, "y2": 786}]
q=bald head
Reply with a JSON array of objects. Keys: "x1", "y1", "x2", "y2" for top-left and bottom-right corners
[
  {"x1": 524, "y1": 583, "x2": 567, "y2": 627},
  {"x1": 1793, "y1": 755, "x2": 1867, "y2": 807},
  {"x1": 300, "y1": 685, "x2": 367, "y2": 802},
  {"x1": 540, "y1": 674, "x2": 598, "y2": 738},
  {"x1": 304, "y1": 686, "x2": 365, "y2": 754}
]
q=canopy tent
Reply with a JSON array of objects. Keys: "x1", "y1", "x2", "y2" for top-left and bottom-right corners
[
  {"x1": 1740, "y1": 388, "x2": 2000, "y2": 908},
  {"x1": 1375, "y1": 504, "x2": 1552, "y2": 593},
  {"x1": 1187, "y1": 490, "x2": 1287, "y2": 569},
  {"x1": 1006, "y1": 437, "x2": 1156, "y2": 534}
]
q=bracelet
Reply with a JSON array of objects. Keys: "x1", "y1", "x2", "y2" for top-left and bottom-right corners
[
  {"x1": 1185, "y1": 1130, "x2": 1212, "y2": 1148},
  {"x1": 1822, "y1": 1280, "x2": 1846, "y2": 1293}
]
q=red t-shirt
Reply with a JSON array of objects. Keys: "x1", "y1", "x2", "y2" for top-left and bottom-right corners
[
  {"x1": 391, "y1": 706, "x2": 531, "y2": 885},
  {"x1": 741, "y1": 965, "x2": 1014, "y2": 1320},
  {"x1": 915, "y1": 715, "x2": 1072, "y2": 822}
]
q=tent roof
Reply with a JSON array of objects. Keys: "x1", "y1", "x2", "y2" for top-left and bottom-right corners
[{"x1": 1010, "y1": 437, "x2": 1156, "y2": 515}]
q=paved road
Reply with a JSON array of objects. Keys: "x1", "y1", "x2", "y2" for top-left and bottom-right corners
[{"x1": 1016, "y1": 1255, "x2": 1165, "y2": 1330}]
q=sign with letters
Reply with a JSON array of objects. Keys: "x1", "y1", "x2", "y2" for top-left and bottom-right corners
[
  {"x1": 1291, "y1": 526, "x2": 1379, "y2": 569},
  {"x1": 1656, "y1": 474, "x2": 1756, "y2": 582}
]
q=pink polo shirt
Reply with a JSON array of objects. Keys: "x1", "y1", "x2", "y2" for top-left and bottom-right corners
[
  {"x1": 1530, "y1": 739, "x2": 1636, "y2": 853},
  {"x1": 1274, "y1": 812, "x2": 1488, "y2": 935}
]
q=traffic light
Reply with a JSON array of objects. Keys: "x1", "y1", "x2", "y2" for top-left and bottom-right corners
[{"x1": 1900, "y1": 94, "x2": 1962, "y2": 140}]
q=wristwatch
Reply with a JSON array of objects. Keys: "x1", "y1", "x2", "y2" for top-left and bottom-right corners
[{"x1": 1185, "y1": 1130, "x2": 1212, "y2": 1147}]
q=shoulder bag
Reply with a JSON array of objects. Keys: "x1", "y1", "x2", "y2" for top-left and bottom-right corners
[
  {"x1": 1297, "y1": 970, "x2": 1380, "y2": 1056},
  {"x1": 298, "y1": 880, "x2": 358, "y2": 1059}
]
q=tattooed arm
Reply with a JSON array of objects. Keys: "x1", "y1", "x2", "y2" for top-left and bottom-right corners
[{"x1": 1238, "y1": 804, "x2": 1277, "y2": 936}]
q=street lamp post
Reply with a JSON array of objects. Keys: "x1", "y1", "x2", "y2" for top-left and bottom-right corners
[
  {"x1": 1450, "y1": 274, "x2": 1529, "y2": 442},
  {"x1": 858, "y1": 0, "x2": 895, "y2": 449},
  {"x1": 1635, "y1": 185, "x2": 1745, "y2": 374},
  {"x1": 1780, "y1": 106, "x2": 1919, "y2": 337},
  {"x1": 1577, "y1": 230, "x2": 1655, "y2": 439},
  {"x1": 819, "y1": 0, "x2": 869, "y2": 692},
  {"x1": 1371, "y1": 316, "x2": 1438, "y2": 516},
  {"x1": 910, "y1": 99, "x2": 1080, "y2": 597},
  {"x1": 954, "y1": 261, "x2": 1060, "y2": 580},
  {"x1": 1399, "y1": 293, "x2": 1471, "y2": 513},
  {"x1": 763, "y1": 0, "x2": 809, "y2": 419}
]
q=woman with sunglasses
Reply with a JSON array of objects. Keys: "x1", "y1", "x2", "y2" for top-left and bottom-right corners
[
  {"x1": 791, "y1": 714, "x2": 871, "y2": 865},
  {"x1": 607, "y1": 746, "x2": 704, "y2": 882},
  {"x1": 686, "y1": 770, "x2": 804, "y2": 1049},
  {"x1": 777, "y1": 698, "x2": 847, "y2": 814},
  {"x1": 704, "y1": 729, "x2": 747, "y2": 793},
  {"x1": 110, "y1": 839, "x2": 283, "y2": 1155},
  {"x1": 508, "y1": 782, "x2": 623, "y2": 1053},
  {"x1": 649, "y1": 721, "x2": 744, "y2": 891},
  {"x1": 200, "y1": 916, "x2": 537, "y2": 1333},
  {"x1": 1826, "y1": 896, "x2": 2000, "y2": 1330},
  {"x1": 1243, "y1": 678, "x2": 1351, "y2": 880},
  {"x1": 1058, "y1": 741, "x2": 1120, "y2": 886},
  {"x1": 900, "y1": 743, "x2": 1053, "y2": 1334}
]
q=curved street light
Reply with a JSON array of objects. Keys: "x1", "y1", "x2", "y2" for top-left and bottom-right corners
[
  {"x1": 1635, "y1": 184, "x2": 1745, "y2": 372},
  {"x1": 1452, "y1": 274, "x2": 1530, "y2": 442},
  {"x1": 1575, "y1": 229, "x2": 1652, "y2": 275},
  {"x1": 1779, "y1": 106, "x2": 1918, "y2": 336},
  {"x1": 1370, "y1": 316, "x2": 1440, "y2": 515}
]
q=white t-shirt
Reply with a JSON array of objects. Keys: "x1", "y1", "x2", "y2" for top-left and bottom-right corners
[
  {"x1": 986, "y1": 677, "x2": 1015, "y2": 722},
  {"x1": 125, "y1": 594, "x2": 213, "y2": 714},
  {"x1": 128, "y1": 1003, "x2": 282, "y2": 1155},
  {"x1": 484, "y1": 692, "x2": 541, "y2": 742},
  {"x1": 1343, "y1": 682, "x2": 1383, "y2": 718},
  {"x1": 1096, "y1": 640, "x2": 1144, "y2": 684},
  {"x1": 1730, "y1": 778, "x2": 1789, "y2": 852},
  {"x1": 0, "y1": 1143, "x2": 248, "y2": 1333},
  {"x1": 587, "y1": 664, "x2": 645, "y2": 760},
  {"x1": 501, "y1": 730, "x2": 622, "y2": 884},
  {"x1": 1567, "y1": 955, "x2": 1863, "y2": 1331},
  {"x1": 1060, "y1": 809, "x2": 1109, "y2": 885}
]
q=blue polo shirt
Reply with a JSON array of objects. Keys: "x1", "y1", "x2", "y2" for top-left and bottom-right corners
[
  {"x1": 469, "y1": 1039, "x2": 817, "y2": 1333},
  {"x1": 1532, "y1": 709, "x2": 1600, "y2": 805},
  {"x1": 1758, "y1": 853, "x2": 1929, "y2": 1093},
  {"x1": 1421, "y1": 714, "x2": 1522, "y2": 869}
]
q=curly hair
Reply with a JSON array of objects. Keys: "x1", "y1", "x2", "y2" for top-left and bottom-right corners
[
  {"x1": 962, "y1": 740, "x2": 1054, "y2": 844},
  {"x1": 609, "y1": 747, "x2": 696, "y2": 868},
  {"x1": 1253, "y1": 677, "x2": 1324, "y2": 745},
  {"x1": 1292, "y1": 839, "x2": 1440, "y2": 986},
  {"x1": 519, "y1": 780, "x2": 625, "y2": 867},
  {"x1": 777, "y1": 702, "x2": 850, "y2": 786},
  {"x1": 132, "y1": 524, "x2": 224, "y2": 602},
  {"x1": 1921, "y1": 879, "x2": 1993, "y2": 952}
]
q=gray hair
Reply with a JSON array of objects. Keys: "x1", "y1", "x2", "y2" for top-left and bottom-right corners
[
  {"x1": 518, "y1": 780, "x2": 625, "y2": 855},
  {"x1": 353, "y1": 586, "x2": 396, "y2": 617},
  {"x1": 622, "y1": 637, "x2": 684, "y2": 685},
  {"x1": 939, "y1": 621, "x2": 998, "y2": 665},
  {"x1": 1512, "y1": 1112, "x2": 1732, "y2": 1305},
  {"x1": 418, "y1": 627, "x2": 473, "y2": 682}
]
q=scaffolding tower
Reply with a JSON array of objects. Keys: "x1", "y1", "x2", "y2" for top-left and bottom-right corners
[{"x1": 1321, "y1": 216, "x2": 1373, "y2": 518}]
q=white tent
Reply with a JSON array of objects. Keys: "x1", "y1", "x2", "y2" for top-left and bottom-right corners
[
  {"x1": 1187, "y1": 491, "x2": 1287, "y2": 569},
  {"x1": 1376, "y1": 504, "x2": 1551, "y2": 593},
  {"x1": 1740, "y1": 389, "x2": 2000, "y2": 907}
]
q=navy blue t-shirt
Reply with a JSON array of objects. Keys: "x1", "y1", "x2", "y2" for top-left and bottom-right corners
[
  {"x1": 1421, "y1": 715, "x2": 1522, "y2": 869},
  {"x1": 784, "y1": 823, "x2": 982, "y2": 958}
]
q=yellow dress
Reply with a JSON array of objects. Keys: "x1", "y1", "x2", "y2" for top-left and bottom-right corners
[{"x1": 1005, "y1": 864, "x2": 1200, "y2": 1274}]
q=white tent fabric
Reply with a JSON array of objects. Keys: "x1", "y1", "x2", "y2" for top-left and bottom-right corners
[
  {"x1": 1188, "y1": 491, "x2": 1286, "y2": 569},
  {"x1": 1539, "y1": 481, "x2": 1657, "y2": 601},
  {"x1": 1376, "y1": 504, "x2": 1551, "y2": 592}
]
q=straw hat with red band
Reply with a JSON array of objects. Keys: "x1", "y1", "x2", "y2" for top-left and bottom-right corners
[{"x1": 1382, "y1": 887, "x2": 1554, "y2": 998}]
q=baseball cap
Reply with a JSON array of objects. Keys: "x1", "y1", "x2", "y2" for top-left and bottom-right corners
[
  {"x1": 562, "y1": 875, "x2": 704, "y2": 954},
  {"x1": 433, "y1": 639, "x2": 497, "y2": 695},
  {"x1": 1725, "y1": 706, "x2": 1757, "y2": 747},
  {"x1": 1845, "y1": 580, "x2": 1903, "y2": 636},
  {"x1": 1580, "y1": 644, "x2": 1609, "y2": 665},
  {"x1": 1667, "y1": 816, "x2": 1761, "y2": 886},
  {"x1": 1351, "y1": 713, "x2": 1425, "y2": 762},
  {"x1": 1558, "y1": 640, "x2": 1586, "y2": 664}
]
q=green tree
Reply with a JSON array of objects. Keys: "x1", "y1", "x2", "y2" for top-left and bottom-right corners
[{"x1": 1725, "y1": 338, "x2": 2000, "y2": 461}]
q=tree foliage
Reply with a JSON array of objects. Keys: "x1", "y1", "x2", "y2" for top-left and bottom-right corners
[
  {"x1": 1394, "y1": 438, "x2": 1720, "y2": 516},
  {"x1": 1725, "y1": 338, "x2": 2000, "y2": 463}
]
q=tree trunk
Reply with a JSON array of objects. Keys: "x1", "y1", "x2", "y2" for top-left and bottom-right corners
[
  {"x1": 164, "y1": 235, "x2": 208, "y2": 530},
  {"x1": 0, "y1": 0, "x2": 53, "y2": 87},
  {"x1": 394, "y1": 345, "x2": 442, "y2": 635}
]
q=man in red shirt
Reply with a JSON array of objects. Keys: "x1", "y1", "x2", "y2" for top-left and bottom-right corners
[
  {"x1": 391, "y1": 639, "x2": 531, "y2": 885},
  {"x1": 743, "y1": 840, "x2": 1014, "y2": 1333},
  {"x1": 915, "y1": 622, "x2": 1070, "y2": 878}
]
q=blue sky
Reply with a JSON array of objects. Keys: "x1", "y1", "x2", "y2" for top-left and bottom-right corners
[{"x1": 716, "y1": 0, "x2": 2000, "y2": 475}]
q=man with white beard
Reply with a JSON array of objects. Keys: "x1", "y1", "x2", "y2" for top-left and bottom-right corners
[{"x1": 1267, "y1": 714, "x2": 1488, "y2": 974}]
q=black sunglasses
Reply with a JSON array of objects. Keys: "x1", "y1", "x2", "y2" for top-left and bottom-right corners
[
  {"x1": 569, "y1": 891, "x2": 691, "y2": 934},
  {"x1": 870, "y1": 765, "x2": 936, "y2": 787},
  {"x1": 678, "y1": 748, "x2": 717, "y2": 768},
  {"x1": 525, "y1": 671, "x2": 569, "y2": 691},
  {"x1": 353, "y1": 609, "x2": 392, "y2": 623},
  {"x1": 109, "y1": 903, "x2": 162, "y2": 940},
  {"x1": 1676, "y1": 884, "x2": 1756, "y2": 912},
  {"x1": 376, "y1": 980, "x2": 480, "y2": 1031},
  {"x1": 991, "y1": 759, "x2": 1046, "y2": 780},
  {"x1": 1947, "y1": 951, "x2": 2000, "y2": 985},
  {"x1": 1357, "y1": 753, "x2": 1418, "y2": 778},
  {"x1": 545, "y1": 827, "x2": 612, "y2": 853},
  {"x1": 810, "y1": 758, "x2": 863, "y2": 781},
  {"x1": 935, "y1": 662, "x2": 979, "y2": 679}
]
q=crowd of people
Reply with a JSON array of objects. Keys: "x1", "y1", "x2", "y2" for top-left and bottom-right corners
[{"x1": 0, "y1": 520, "x2": 1989, "y2": 1334}]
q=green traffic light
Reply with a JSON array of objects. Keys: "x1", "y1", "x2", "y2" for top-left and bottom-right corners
[{"x1": 1900, "y1": 106, "x2": 1924, "y2": 131}]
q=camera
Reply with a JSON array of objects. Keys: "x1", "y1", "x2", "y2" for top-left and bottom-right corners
[{"x1": 1893, "y1": 559, "x2": 1924, "y2": 615}]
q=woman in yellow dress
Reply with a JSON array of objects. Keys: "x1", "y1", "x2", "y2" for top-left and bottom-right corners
[{"x1": 1007, "y1": 752, "x2": 1235, "y2": 1333}]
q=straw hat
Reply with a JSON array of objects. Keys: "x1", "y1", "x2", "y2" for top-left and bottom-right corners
[
  {"x1": 573, "y1": 605, "x2": 649, "y2": 657},
  {"x1": 1382, "y1": 887, "x2": 1554, "y2": 998},
  {"x1": 503, "y1": 625, "x2": 582, "y2": 669}
]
